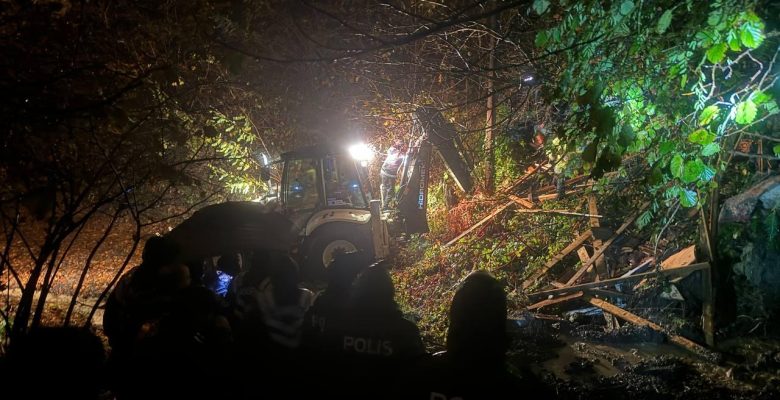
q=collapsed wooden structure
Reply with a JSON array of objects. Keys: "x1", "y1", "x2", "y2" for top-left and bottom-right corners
[{"x1": 444, "y1": 166, "x2": 716, "y2": 357}]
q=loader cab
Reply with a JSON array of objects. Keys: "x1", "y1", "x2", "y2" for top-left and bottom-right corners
[
  {"x1": 280, "y1": 146, "x2": 370, "y2": 217},
  {"x1": 276, "y1": 145, "x2": 379, "y2": 279}
]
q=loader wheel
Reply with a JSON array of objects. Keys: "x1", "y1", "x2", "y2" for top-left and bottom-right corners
[{"x1": 302, "y1": 223, "x2": 373, "y2": 281}]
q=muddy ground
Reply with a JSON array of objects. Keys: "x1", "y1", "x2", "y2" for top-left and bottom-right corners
[{"x1": 508, "y1": 315, "x2": 780, "y2": 399}]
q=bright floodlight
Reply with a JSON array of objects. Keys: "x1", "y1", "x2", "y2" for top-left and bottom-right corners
[{"x1": 349, "y1": 143, "x2": 374, "y2": 161}]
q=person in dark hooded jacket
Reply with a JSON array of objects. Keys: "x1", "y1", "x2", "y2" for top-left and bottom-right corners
[
  {"x1": 303, "y1": 251, "x2": 369, "y2": 346},
  {"x1": 321, "y1": 262, "x2": 424, "y2": 398},
  {"x1": 406, "y1": 270, "x2": 545, "y2": 399}
]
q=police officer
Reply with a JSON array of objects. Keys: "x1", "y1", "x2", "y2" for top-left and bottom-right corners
[{"x1": 320, "y1": 263, "x2": 424, "y2": 398}]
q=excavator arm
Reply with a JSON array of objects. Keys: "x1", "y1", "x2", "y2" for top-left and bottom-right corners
[{"x1": 395, "y1": 107, "x2": 473, "y2": 234}]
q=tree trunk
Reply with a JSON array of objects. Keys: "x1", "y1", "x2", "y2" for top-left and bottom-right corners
[
  {"x1": 64, "y1": 209, "x2": 121, "y2": 326},
  {"x1": 483, "y1": 14, "x2": 497, "y2": 195}
]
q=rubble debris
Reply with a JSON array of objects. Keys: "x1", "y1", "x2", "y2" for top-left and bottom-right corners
[
  {"x1": 522, "y1": 231, "x2": 593, "y2": 289},
  {"x1": 564, "y1": 202, "x2": 650, "y2": 286},
  {"x1": 718, "y1": 174, "x2": 780, "y2": 224}
]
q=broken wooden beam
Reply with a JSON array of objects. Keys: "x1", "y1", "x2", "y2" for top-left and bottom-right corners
[
  {"x1": 563, "y1": 202, "x2": 650, "y2": 286},
  {"x1": 527, "y1": 291, "x2": 584, "y2": 310},
  {"x1": 588, "y1": 192, "x2": 609, "y2": 279},
  {"x1": 502, "y1": 163, "x2": 543, "y2": 194},
  {"x1": 635, "y1": 246, "x2": 697, "y2": 289},
  {"x1": 576, "y1": 246, "x2": 590, "y2": 264},
  {"x1": 585, "y1": 288, "x2": 632, "y2": 299},
  {"x1": 444, "y1": 201, "x2": 513, "y2": 247},
  {"x1": 529, "y1": 175, "x2": 591, "y2": 196},
  {"x1": 532, "y1": 189, "x2": 584, "y2": 202},
  {"x1": 521, "y1": 230, "x2": 593, "y2": 289},
  {"x1": 445, "y1": 188, "x2": 588, "y2": 247},
  {"x1": 661, "y1": 245, "x2": 697, "y2": 269},
  {"x1": 528, "y1": 262, "x2": 711, "y2": 300},
  {"x1": 584, "y1": 296, "x2": 712, "y2": 357},
  {"x1": 513, "y1": 209, "x2": 603, "y2": 218},
  {"x1": 508, "y1": 194, "x2": 535, "y2": 209}
]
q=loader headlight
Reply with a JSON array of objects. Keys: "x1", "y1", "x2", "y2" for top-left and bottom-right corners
[{"x1": 348, "y1": 143, "x2": 374, "y2": 162}]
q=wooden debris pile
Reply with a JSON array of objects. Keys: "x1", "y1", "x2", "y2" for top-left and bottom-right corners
[{"x1": 444, "y1": 166, "x2": 716, "y2": 357}]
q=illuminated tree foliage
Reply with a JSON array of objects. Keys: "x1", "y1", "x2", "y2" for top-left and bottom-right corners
[{"x1": 531, "y1": 0, "x2": 778, "y2": 224}]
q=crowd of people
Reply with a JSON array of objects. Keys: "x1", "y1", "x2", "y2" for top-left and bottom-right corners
[{"x1": 2, "y1": 235, "x2": 545, "y2": 399}]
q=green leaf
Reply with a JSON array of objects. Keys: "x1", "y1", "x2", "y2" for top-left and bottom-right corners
[
  {"x1": 659, "y1": 141, "x2": 675, "y2": 155},
  {"x1": 739, "y1": 22, "x2": 764, "y2": 49},
  {"x1": 734, "y1": 100, "x2": 757, "y2": 125},
  {"x1": 707, "y1": 9, "x2": 722, "y2": 26},
  {"x1": 619, "y1": 0, "x2": 635, "y2": 15},
  {"x1": 535, "y1": 31, "x2": 549, "y2": 47},
  {"x1": 706, "y1": 43, "x2": 727, "y2": 64},
  {"x1": 679, "y1": 189, "x2": 698, "y2": 207},
  {"x1": 637, "y1": 209, "x2": 653, "y2": 229},
  {"x1": 700, "y1": 164, "x2": 716, "y2": 182},
  {"x1": 701, "y1": 142, "x2": 720, "y2": 157},
  {"x1": 728, "y1": 35, "x2": 742, "y2": 51},
  {"x1": 763, "y1": 100, "x2": 779, "y2": 114},
  {"x1": 750, "y1": 91, "x2": 770, "y2": 105},
  {"x1": 670, "y1": 154, "x2": 684, "y2": 178},
  {"x1": 532, "y1": 0, "x2": 550, "y2": 15},
  {"x1": 774, "y1": 144, "x2": 780, "y2": 157},
  {"x1": 744, "y1": 11, "x2": 761, "y2": 23},
  {"x1": 698, "y1": 105, "x2": 720, "y2": 125},
  {"x1": 656, "y1": 10, "x2": 672, "y2": 34},
  {"x1": 688, "y1": 129, "x2": 715, "y2": 145},
  {"x1": 682, "y1": 160, "x2": 705, "y2": 183}
]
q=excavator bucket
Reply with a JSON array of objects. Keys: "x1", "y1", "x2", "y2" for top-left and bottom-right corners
[{"x1": 414, "y1": 106, "x2": 473, "y2": 193}]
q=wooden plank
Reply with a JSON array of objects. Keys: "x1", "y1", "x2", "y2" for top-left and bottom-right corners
[
  {"x1": 576, "y1": 247, "x2": 590, "y2": 264},
  {"x1": 588, "y1": 192, "x2": 609, "y2": 279},
  {"x1": 529, "y1": 262, "x2": 711, "y2": 300},
  {"x1": 589, "y1": 192, "x2": 615, "y2": 330},
  {"x1": 508, "y1": 194, "x2": 535, "y2": 209},
  {"x1": 527, "y1": 291, "x2": 584, "y2": 310},
  {"x1": 564, "y1": 202, "x2": 650, "y2": 286},
  {"x1": 501, "y1": 163, "x2": 543, "y2": 194},
  {"x1": 531, "y1": 175, "x2": 591, "y2": 196},
  {"x1": 534, "y1": 189, "x2": 584, "y2": 202},
  {"x1": 444, "y1": 201, "x2": 513, "y2": 247},
  {"x1": 521, "y1": 231, "x2": 593, "y2": 289},
  {"x1": 585, "y1": 296, "x2": 711, "y2": 356},
  {"x1": 634, "y1": 246, "x2": 697, "y2": 288},
  {"x1": 660, "y1": 245, "x2": 697, "y2": 269},
  {"x1": 585, "y1": 288, "x2": 632, "y2": 298},
  {"x1": 513, "y1": 209, "x2": 603, "y2": 218}
]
